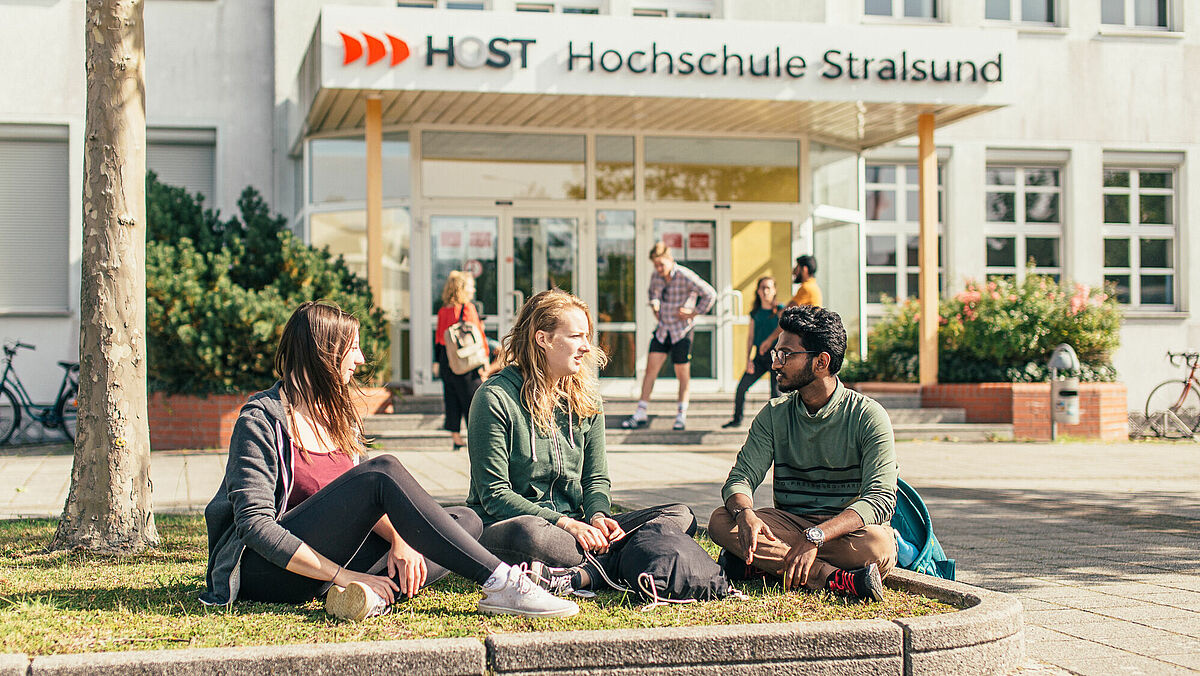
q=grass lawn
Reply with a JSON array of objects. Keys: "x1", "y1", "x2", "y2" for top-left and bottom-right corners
[{"x1": 0, "y1": 514, "x2": 953, "y2": 656}]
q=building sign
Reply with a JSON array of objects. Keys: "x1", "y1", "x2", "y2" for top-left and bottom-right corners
[{"x1": 319, "y1": 7, "x2": 1016, "y2": 106}]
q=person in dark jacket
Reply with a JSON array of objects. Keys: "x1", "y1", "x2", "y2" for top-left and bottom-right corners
[
  {"x1": 201, "y1": 301, "x2": 577, "y2": 620},
  {"x1": 435, "y1": 270, "x2": 490, "y2": 449},
  {"x1": 466, "y1": 289, "x2": 695, "y2": 595}
]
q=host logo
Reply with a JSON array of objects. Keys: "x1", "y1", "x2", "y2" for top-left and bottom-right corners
[
  {"x1": 340, "y1": 32, "x2": 411, "y2": 66},
  {"x1": 426, "y1": 36, "x2": 535, "y2": 69}
]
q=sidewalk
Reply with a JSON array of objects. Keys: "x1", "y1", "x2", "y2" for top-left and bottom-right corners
[{"x1": 3, "y1": 439, "x2": 1198, "y2": 675}]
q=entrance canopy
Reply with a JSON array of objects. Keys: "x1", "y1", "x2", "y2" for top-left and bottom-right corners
[{"x1": 296, "y1": 6, "x2": 1016, "y2": 149}]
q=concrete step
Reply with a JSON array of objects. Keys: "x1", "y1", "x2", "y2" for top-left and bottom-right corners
[
  {"x1": 390, "y1": 392, "x2": 923, "y2": 415},
  {"x1": 367, "y1": 421, "x2": 1011, "y2": 450},
  {"x1": 365, "y1": 406, "x2": 966, "y2": 435}
]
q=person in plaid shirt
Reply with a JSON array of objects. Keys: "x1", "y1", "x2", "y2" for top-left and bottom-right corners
[{"x1": 622, "y1": 241, "x2": 717, "y2": 431}]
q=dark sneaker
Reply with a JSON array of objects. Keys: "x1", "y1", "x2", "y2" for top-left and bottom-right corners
[
  {"x1": 717, "y1": 549, "x2": 768, "y2": 582},
  {"x1": 825, "y1": 563, "x2": 885, "y2": 602},
  {"x1": 528, "y1": 561, "x2": 596, "y2": 598},
  {"x1": 621, "y1": 415, "x2": 648, "y2": 429},
  {"x1": 721, "y1": 418, "x2": 743, "y2": 429}
]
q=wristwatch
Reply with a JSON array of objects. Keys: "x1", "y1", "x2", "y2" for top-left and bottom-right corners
[
  {"x1": 804, "y1": 526, "x2": 826, "y2": 548},
  {"x1": 729, "y1": 506, "x2": 752, "y2": 522}
]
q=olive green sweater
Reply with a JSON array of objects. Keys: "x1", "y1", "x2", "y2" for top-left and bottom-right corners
[
  {"x1": 721, "y1": 380, "x2": 897, "y2": 526},
  {"x1": 466, "y1": 366, "x2": 612, "y2": 526}
]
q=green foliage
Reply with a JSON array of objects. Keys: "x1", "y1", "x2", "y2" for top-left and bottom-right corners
[
  {"x1": 145, "y1": 173, "x2": 388, "y2": 395},
  {"x1": 849, "y1": 271, "x2": 1122, "y2": 383}
]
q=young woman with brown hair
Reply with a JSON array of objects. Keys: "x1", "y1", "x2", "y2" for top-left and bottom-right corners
[
  {"x1": 466, "y1": 289, "x2": 695, "y2": 595},
  {"x1": 201, "y1": 301, "x2": 577, "y2": 620},
  {"x1": 723, "y1": 275, "x2": 784, "y2": 428}
]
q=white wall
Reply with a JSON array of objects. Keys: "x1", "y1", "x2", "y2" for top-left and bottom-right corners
[
  {"x1": 848, "y1": 0, "x2": 1200, "y2": 408},
  {"x1": 0, "y1": 0, "x2": 274, "y2": 402}
]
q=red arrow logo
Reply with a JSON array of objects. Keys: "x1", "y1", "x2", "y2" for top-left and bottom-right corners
[{"x1": 339, "y1": 32, "x2": 411, "y2": 67}]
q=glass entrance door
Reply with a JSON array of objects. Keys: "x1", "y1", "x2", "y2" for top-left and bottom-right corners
[
  {"x1": 650, "y1": 218, "x2": 719, "y2": 382},
  {"x1": 812, "y1": 207, "x2": 865, "y2": 360},
  {"x1": 507, "y1": 215, "x2": 578, "y2": 333}
]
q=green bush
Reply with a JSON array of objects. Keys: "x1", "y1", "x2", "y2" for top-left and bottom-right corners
[
  {"x1": 848, "y1": 272, "x2": 1122, "y2": 383},
  {"x1": 145, "y1": 174, "x2": 388, "y2": 395}
]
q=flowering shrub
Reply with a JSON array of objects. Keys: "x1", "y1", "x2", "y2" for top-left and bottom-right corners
[{"x1": 845, "y1": 272, "x2": 1122, "y2": 383}]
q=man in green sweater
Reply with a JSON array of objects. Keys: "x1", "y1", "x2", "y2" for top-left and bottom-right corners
[{"x1": 708, "y1": 305, "x2": 897, "y2": 602}]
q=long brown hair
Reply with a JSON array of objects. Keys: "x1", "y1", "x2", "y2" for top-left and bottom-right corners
[
  {"x1": 500, "y1": 289, "x2": 607, "y2": 434},
  {"x1": 273, "y1": 301, "x2": 367, "y2": 458},
  {"x1": 751, "y1": 276, "x2": 779, "y2": 315}
]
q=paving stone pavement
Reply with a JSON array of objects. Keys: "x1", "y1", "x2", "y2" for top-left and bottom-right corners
[{"x1": 2, "y1": 438, "x2": 1197, "y2": 675}]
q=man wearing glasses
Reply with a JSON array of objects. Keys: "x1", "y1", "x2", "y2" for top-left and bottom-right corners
[{"x1": 707, "y1": 305, "x2": 897, "y2": 602}]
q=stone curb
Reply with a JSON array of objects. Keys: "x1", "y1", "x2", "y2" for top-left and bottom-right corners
[
  {"x1": 486, "y1": 620, "x2": 904, "y2": 674},
  {"x1": 2, "y1": 573, "x2": 1022, "y2": 675},
  {"x1": 24, "y1": 639, "x2": 483, "y2": 676},
  {"x1": 888, "y1": 568, "x2": 1026, "y2": 675}
]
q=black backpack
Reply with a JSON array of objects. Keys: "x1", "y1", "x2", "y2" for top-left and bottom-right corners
[{"x1": 596, "y1": 521, "x2": 745, "y2": 609}]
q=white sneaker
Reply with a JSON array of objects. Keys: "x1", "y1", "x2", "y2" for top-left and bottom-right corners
[
  {"x1": 478, "y1": 564, "x2": 580, "y2": 618},
  {"x1": 673, "y1": 413, "x2": 687, "y2": 430},
  {"x1": 325, "y1": 581, "x2": 390, "y2": 622}
]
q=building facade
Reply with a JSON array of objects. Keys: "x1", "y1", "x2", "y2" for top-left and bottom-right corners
[{"x1": 1, "y1": 0, "x2": 1196, "y2": 409}]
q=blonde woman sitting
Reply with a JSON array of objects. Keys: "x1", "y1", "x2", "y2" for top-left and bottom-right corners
[{"x1": 466, "y1": 289, "x2": 695, "y2": 595}]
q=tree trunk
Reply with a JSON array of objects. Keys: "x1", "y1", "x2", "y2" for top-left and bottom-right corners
[{"x1": 51, "y1": 0, "x2": 158, "y2": 553}]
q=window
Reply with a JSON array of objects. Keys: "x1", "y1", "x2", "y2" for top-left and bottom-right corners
[
  {"x1": 516, "y1": 2, "x2": 553, "y2": 10},
  {"x1": 1101, "y1": 0, "x2": 1169, "y2": 28},
  {"x1": 517, "y1": 2, "x2": 600, "y2": 12},
  {"x1": 0, "y1": 126, "x2": 69, "y2": 313},
  {"x1": 984, "y1": 166, "x2": 1062, "y2": 282},
  {"x1": 397, "y1": 0, "x2": 436, "y2": 7},
  {"x1": 1103, "y1": 168, "x2": 1176, "y2": 307},
  {"x1": 864, "y1": 0, "x2": 939, "y2": 19},
  {"x1": 633, "y1": 1, "x2": 712, "y2": 18},
  {"x1": 147, "y1": 127, "x2": 216, "y2": 203},
  {"x1": 985, "y1": 0, "x2": 1055, "y2": 23},
  {"x1": 309, "y1": 133, "x2": 410, "y2": 204},
  {"x1": 562, "y1": 6, "x2": 600, "y2": 13},
  {"x1": 864, "y1": 163, "x2": 944, "y2": 308},
  {"x1": 445, "y1": 1, "x2": 485, "y2": 9}
]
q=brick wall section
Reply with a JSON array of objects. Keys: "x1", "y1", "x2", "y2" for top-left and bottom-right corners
[
  {"x1": 148, "y1": 388, "x2": 394, "y2": 451},
  {"x1": 855, "y1": 381, "x2": 1128, "y2": 441}
]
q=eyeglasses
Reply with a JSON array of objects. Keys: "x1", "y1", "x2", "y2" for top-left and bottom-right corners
[{"x1": 770, "y1": 349, "x2": 821, "y2": 365}]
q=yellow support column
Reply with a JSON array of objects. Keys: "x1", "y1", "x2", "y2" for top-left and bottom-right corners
[
  {"x1": 365, "y1": 96, "x2": 384, "y2": 307},
  {"x1": 918, "y1": 113, "x2": 939, "y2": 386}
]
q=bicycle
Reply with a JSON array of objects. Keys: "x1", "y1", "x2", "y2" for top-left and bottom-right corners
[
  {"x1": 1143, "y1": 350, "x2": 1200, "y2": 438},
  {"x1": 0, "y1": 341, "x2": 79, "y2": 445}
]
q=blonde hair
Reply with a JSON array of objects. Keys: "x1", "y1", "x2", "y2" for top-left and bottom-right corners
[
  {"x1": 500, "y1": 289, "x2": 607, "y2": 434},
  {"x1": 274, "y1": 301, "x2": 367, "y2": 459},
  {"x1": 649, "y1": 241, "x2": 672, "y2": 261},
  {"x1": 441, "y1": 271, "x2": 474, "y2": 306}
]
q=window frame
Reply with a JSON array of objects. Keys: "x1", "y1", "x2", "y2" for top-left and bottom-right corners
[
  {"x1": 983, "y1": 0, "x2": 1058, "y2": 25},
  {"x1": 863, "y1": 0, "x2": 942, "y2": 21},
  {"x1": 983, "y1": 165, "x2": 1065, "y2": 283},
  {"x1": 1100, "y1": 0, "x2": 1173, "y2": 29},
  {"x1": 863, "y1": 162, "x2": 945, "y2": 314},
  {"x1": 1101, "y1": 166, "x2": 1179, "y2": 309}
]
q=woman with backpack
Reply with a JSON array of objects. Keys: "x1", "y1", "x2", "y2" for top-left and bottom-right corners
[
  {"x1": 723, "y1": 276, "x2": 784, "y2": 429},
  {"x1": 200, "y1": 301, "x2": 578, "y2": 621},
  {"x1": 465, "y1": 289, "x2": 709, "y2": 598},
  {"x1": 436, "y1": 271, "x2": 490, "y2": 449}
]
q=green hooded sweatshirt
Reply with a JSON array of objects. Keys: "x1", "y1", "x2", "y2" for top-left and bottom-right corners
[{"x1": 466, "y1": 365, "x2": 611, "y2": 526}]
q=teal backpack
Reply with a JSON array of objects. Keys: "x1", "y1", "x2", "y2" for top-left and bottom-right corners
[{"x1": 891, "y1": 478, "x2": 956, "y2": 580}]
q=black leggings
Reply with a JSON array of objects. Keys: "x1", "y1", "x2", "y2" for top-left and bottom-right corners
[
  {"x1": 732, "y1": 352, "x2": 779, "y2": 421},
  {"x1": 238, "y1": 455, "x2": 502, "y2": 604},
  {"x1": 439, "y1": 353, "x2": 482, "y2": 433}
]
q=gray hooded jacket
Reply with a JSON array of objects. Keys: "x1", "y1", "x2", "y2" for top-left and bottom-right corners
[{"x1": 200, "y1": 382, "x2": 300, "y2": 606}]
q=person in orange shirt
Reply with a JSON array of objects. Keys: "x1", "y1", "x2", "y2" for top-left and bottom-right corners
[
  {"x1": 789, "y1": 255, "x2": 823, "y2": 308},
  {"x1": 436, "y1": 271, "x2": 490, "y2": 450},
  {"x1": 758, "y1": 256, "x2": 823, "y2": 363}
]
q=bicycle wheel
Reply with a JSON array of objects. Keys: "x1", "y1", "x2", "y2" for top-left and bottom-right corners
[
  {"x1": 0, "y1": 387, "x2": 20, "y2": 445},
  {"x1": 1144, "y1": 379, "x2": 1200, "y2": 431},
  {"x1": 54, "y1": 382, "x2": 78, "y2": 442}
]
